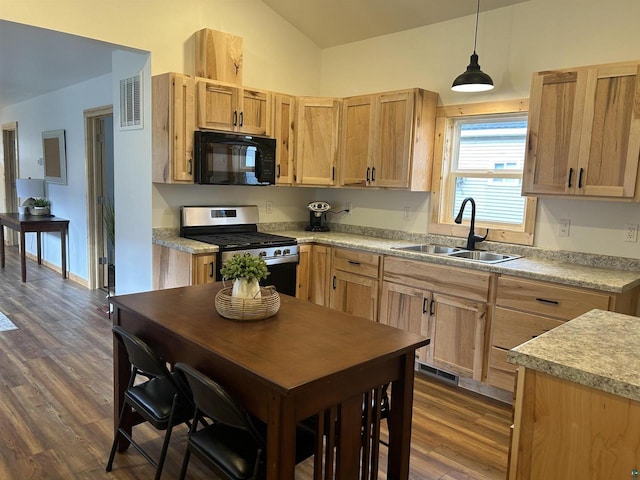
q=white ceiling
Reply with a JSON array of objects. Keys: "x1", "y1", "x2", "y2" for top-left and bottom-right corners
[
  {"x1": 0, "y1": 1, "x2": 530, "y2": 109},
  {"x1": 261, "y1": 0, "x2": 530, "y2": 48}
]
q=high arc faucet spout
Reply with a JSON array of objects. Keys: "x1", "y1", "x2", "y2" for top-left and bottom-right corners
[{"x1": 454, "y1": 197, "x2": 488, "y2": 250}]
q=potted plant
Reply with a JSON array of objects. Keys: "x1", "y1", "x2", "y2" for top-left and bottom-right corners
[
  {"x1": 219, "y1": 253, "x2": 269, "y2": 299},
  {"x1": 29, "y1": 198, "x2": 51, "y2": 216}
]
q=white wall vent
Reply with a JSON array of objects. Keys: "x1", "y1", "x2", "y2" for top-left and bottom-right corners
[{"x1": 119, "y1": 73, "x2": 143, "y2": 130}]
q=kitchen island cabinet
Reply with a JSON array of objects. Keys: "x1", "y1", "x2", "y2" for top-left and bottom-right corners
[
  {"x1": 508, "y1": 309, "x2": 640, "y2": 480},
  {"x1": 522, "y1": 60, "x2": 640, "y2": 199},
  {"x1": 152, "y1": 244, "x2": 215, "y2": 289}
]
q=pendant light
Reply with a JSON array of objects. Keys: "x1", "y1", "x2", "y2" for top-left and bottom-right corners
[{"x1": 451, "y1": 0, "x2": 494, "y2": 92}]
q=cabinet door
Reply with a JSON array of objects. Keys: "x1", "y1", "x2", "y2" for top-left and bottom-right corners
[
  {"x1": 310, "y1": 245, "x2": 331, "y2": 306},
  {"x1": 273, "y1": 94, "x2": 294, "y2": 185},
  {"x1": 296, "y1": 244, "x2": 311, "y2": 301},
  {"x1": 329, "y1": 270, "x2": 378, "y2": 321},
  {"x1": 295, "y1": 97, "x2": 340, "y2": 186},
  {"x1": 429, "y1": 293, "x2": 486, "y2": 381},
  {"x1": 238, "y1": 88, "x2": 271, "y2": 136},
  {"x1": 577, "y1": 63, "x2": 640, "y2": 198},
  {"x1": 522, "y1": 70, "x2": 585, "y2": 195},
  {"x1": 197, "y1": 81, "x2": 238, "y2": 131},
  {"x1": 371, "y1": 90, "x2": 413, "y2": 188},
  {"x1": 192, "y1": 254, "x2": 216, "y2": 285},
  {"x1": 379, "y1": 281, "x2": 431, "y2": 363},
  {"x1": 339, "y1": 95, "x2": 373, "y2": 187}
]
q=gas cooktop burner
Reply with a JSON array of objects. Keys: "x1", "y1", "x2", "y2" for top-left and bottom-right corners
[{"x1": 185, "y1": 232, "x2": 295, "y2": 249}]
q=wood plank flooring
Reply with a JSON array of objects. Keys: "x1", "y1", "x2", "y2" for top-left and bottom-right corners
[{"x1": 0, "y1": 245, "x2": 512, "y2": 479}]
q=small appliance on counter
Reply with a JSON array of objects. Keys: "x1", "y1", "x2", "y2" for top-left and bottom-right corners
[{"x1": 306, "y1": 201, "x2": 331, "y2": 231}]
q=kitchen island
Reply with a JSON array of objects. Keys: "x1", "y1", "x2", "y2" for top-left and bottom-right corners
[
  {"x1": 507, "y1": 309, "x2": 640, "y2": 479},
  {"x1": 110, "y1": 282, "x2": 429, "y2": 480}
]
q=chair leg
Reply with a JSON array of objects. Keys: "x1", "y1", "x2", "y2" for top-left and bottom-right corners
[
  {"x1": 178, "y1": 447, "x2": 192, "y2": 480},
  {"x1": 154, "y1": 394, "x2": 179, "y2": 480},
  {"x1": 106, "y1": 401, "x2": 129, "y2": 471}
]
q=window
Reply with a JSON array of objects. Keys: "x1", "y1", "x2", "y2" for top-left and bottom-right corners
[{"x1": 429, "y1": 100, "x2": 537, "y2": 245}]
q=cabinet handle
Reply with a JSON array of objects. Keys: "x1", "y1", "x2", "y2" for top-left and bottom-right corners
[
  {"x1": 233, "y1": 110, "x2": 238, "y2": 126},
  {"x1": 422, "y1": 297, "x2": 428, "y2": 314},
  {"x1": 239, "y1": 111, "x2": 244, "y2": 127},
  {"x1": 209, "y1": 261, "x2": 214, "y2": 278},
  {"x1": 535, "y1": 297, "x2": 559, "y2": 305},
  {"x1": 332, "y1": 275, "x2": 336, "y2": 289},
  {"x1": 277, "y1": 164, "x2": 281, "y2": 178},
  {"x1": 332, "y1": 166, "x2": 335, "y2": 181},
  {"x1": 567, "y1": 168, "x2": 573, "y2": 188},
  {"x1": 366, "y1": 167, "x2": 370, "y2": 182},
  {"x1": 371, "y1": 167, "x2": 376, "y2": 182},
  {"x1": 429, "y1": 298, "x2": 435, "y2": 316},
  {"x1": 578, "y1": 167, "x2": 584, "y2": 188},
  {"x1": 188, "y1": 160, "x2": 192, "y2": 175},
  {"x1": 347, "y1": 260, "x2": 360, "y2": 266}
]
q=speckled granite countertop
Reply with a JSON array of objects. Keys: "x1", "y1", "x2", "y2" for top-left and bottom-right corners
[
  {"x1": 508, "y1": 309, "x2": 640, "y2": 402},
  {"x1": 152, "y1": 227, "x2": 640, "y2": 294}
]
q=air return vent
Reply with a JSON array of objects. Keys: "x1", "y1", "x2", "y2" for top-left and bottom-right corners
[{"x1": 119, "y1": 73, "x2": 142, "y2": 130}]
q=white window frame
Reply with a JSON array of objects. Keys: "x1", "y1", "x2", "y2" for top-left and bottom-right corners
[{"x1": 429, "y1": 99, "x2": 537, "y2": 246}]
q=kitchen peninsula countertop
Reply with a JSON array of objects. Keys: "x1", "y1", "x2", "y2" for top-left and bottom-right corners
[
  {"x1": 152, "y1": 228, "x2": 640, "y2": 294},
  {"x1": 508, "y1": 309, "x2": 640, "y2": 402}
]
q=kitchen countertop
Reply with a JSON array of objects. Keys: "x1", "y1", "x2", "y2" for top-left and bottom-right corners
[
  {"x1": 508, "y1": 309, "x2": 640, "y2": 402},
  {"x1": 152, "y1": 228, "x2": 640, "y2": 294}
]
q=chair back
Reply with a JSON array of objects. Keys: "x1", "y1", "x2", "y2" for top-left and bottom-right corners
[
  {"x1": 112, "y1": 326, "x2": 174, "y2": 379},
  {"x1": 175, "y1": 363, "x2": 264, "y2": 444}
]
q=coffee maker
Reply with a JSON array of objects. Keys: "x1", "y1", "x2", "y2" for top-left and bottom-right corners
[{"x1": 305, "y1": 201, "x2": 331, "y2": 231}]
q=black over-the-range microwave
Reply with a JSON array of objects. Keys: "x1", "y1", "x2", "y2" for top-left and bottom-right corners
[{"x1": 194, "y1": 130, "x2": 277, "y2": 186}]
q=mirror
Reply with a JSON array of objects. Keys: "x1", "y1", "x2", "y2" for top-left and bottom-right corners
[{"x1": 42, "y1": 129, "x2": 67, "y2": 185}]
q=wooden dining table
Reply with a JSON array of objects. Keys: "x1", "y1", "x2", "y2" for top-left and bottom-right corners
[{"x1": 110, "y1": 282, "x2": 429, "y2": 480}]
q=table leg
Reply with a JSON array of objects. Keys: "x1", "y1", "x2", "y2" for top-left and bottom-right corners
[
  {"x1": 387, "y1": 353, "x2": 416, "y2": 479},
  {"x1": 20, "y1": 230, "x2": 26, "y2": 282},
  {"x1": 61, "y1": 226, "x2": 67, "y2": 279},
  {"x1": 0, "y1": 224, "x2": 4, "y2": 268},
  {"x1": 335, "y1": 395, "x2": 363, "y2": 479},
  {"x1": 37, "y1": 231, "x2": 42, "y2": 265},
  {"x1": 266, "y1": 394, "x2": 295, "y2": 480}
]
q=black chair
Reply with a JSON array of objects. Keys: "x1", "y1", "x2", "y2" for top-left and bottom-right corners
[
  {"x1": 174, "y1": 362, "x2": 316, "y2": 480},
  {"x1": 106, "y1": 326, "x2": 193, "y2": 480}
]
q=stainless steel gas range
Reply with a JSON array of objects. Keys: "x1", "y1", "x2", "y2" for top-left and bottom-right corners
[{"x1": 180, "y1": 205, "x2": 299, "y2": 296}]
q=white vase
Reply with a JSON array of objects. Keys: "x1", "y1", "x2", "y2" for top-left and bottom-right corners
[{"x1": 232, "y1": 278, "x2": 261, "y2": 299}]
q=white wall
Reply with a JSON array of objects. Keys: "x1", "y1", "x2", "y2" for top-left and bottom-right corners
[
  {"x1": 319, "y1": 0, "x2": 640, "y2": 259},
  {"x1": 0, "y1": 74, "x2": 112, "y2": 278}
]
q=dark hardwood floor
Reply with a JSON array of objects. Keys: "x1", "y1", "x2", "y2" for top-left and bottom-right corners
[{"x1": 0, "y1": 245, "x2": 512, "y2": 479}]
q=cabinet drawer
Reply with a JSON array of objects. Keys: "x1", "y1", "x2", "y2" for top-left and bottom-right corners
[
  {"x1": 496, "y1": 276, "x2": 610, "y2": 320},
  {"x1": 492, "y1": 307, "x2": 564, "y2": 350},
  {"x1": 487, "y1": 348, "x2": 517, "y2": 391},
  {"x1": 332, "y1": 248, "x2": 380, "y2": 278},
  {"x1": 383, "y1": 256, "x2": 492, "y2": 302}
]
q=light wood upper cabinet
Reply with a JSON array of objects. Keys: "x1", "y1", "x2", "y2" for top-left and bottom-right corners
[
  {"x1": 339, "y1": 88, "x2": 438, "y2": 191},
  {"x1": 273, "y1": 94, "x2": 295, "y2": 185},
  {"x1": 523, "y1": 60, "x2": 640, "y2": 199},
  {"x1": 295, "y1": 97, "x2": 341, "y2": 186},
  {"x1": 196, "y1": 78, "x2": 272, "y2": 136},
  {"x1": 152, "y1": 73, "x2": 195, "y2": 184}
]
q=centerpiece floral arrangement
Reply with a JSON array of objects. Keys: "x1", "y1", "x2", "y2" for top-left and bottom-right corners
[{"x1": 220, "y1": 253, "x2": 270, "y2": 299}]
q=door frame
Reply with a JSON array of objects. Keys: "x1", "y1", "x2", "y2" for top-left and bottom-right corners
[
  {"x1": 85, "y1": 106, "x2": 113, "y2": 290},
  {"x1": 2, "y1": 121, "x2": 19, "y2": 245}
]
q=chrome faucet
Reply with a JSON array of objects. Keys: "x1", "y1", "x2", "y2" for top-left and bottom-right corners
[{"x1": 454, "y1": 197, "x2": 488, "y2": 250}]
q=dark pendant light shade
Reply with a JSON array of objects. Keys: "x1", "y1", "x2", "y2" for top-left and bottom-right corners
[{"x1": 451, "y1": 0, "x2": 494, "y2": 92}]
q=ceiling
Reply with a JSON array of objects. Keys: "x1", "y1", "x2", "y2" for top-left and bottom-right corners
[
  {"x1": 0, "y1": 1, "x2": 530, "y2": 109},
  {"x1": 261, "y1": 0, "x2": 530, "y2": 48}
]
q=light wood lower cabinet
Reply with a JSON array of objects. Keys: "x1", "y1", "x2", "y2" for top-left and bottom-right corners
[
  {"x1": 329, "y1": 247, "x2": 381, "y2": 321},
  {"x1": 380, "y1": 256, "x2": 492, "y2": 380},
  {"x1": 153, "y1": 245, "x2": 216, "y2": 289},
  {"x1": 295, "y1": 244, "x2": 310, "y2": 301}
]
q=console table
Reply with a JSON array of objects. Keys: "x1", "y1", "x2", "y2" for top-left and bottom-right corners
[{"x1": 0, "y1": 213, "x2": 69, "y2": 282}]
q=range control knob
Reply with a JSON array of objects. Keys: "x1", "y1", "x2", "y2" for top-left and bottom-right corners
[
  {"x1": 259, "y1": 251, "x2": 267, "y2": 257},
  {"x1": 283, "y1": 248, "x2": 290, "y2": 255},
  {"x1": 274, "y1": 249, "x2": 282, "y2": 256}
]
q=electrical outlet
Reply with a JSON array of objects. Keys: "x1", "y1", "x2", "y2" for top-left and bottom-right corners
[
  {"x1": 624, "y1": 224, "x2": 638, "y2": 242},
  {"x1": 266, "y1": 201, "x2": 273, "y2": 214},
  {"x1": 558, "y1": 219, "x2": 570, "y2": 237},
  {"x1": 403, "y1": 206, "x2": 410, "y2": 221},
  {"x1": 346, "y1": 202, "x2": 352, "y2": 215}
]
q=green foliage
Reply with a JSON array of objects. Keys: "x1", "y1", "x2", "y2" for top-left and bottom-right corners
[
  {"x1": 103, "y1": 197, "x2": 115, "y2": 246},
  {"x1": 220, "y1": 253, "x2": 270, "y2": 282},
  {"x1": 32, "y1": 198, "x2": 50, "y2": 207}
]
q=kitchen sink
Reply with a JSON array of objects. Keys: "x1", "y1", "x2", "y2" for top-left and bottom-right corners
[
  {"x1": 447, "y1": 250, "x2": 520, "y2": 264},
  {"x1": 393, "y1": 244, "x2": 464, "y2": 254}
]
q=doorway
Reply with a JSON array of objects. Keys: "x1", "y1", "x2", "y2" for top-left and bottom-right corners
[
  {"x1": 2, "y1": 121, "x2": 19, "y2": 245},
  {"x1": 85, "y1": 106, "x2": 114, "y2": 291}
]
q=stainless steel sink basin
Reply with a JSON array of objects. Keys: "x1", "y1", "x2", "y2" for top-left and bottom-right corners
[
  {"x1": 447, "y1": 250, "x2": 520, "y2": 264},
  {"x1": 393, "y1": 244, "x2": 464, "y2": 254}
]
